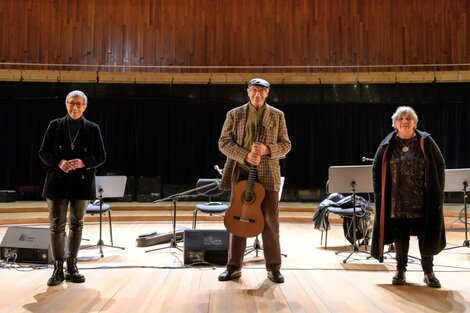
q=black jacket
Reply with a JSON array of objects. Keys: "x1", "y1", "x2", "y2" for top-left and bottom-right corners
[
  {"x1": 38, "y1": 115, "x2": 106, "y2": 200},
  {"x1": 370, "y1": 129, "x2": 446, "y2": 262}
]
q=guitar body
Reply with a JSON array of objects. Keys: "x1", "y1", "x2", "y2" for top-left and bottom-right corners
[{"x1": 224, "y1": 179, "x2": 265, "y2": 238}]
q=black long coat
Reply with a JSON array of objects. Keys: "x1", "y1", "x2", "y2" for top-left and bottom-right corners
[
  {"x1": 370, "y1": 129, "x2": 446, "y2": 262},
  {"x1": 38, "y1": 115, "x2": 106, "y2": 200}
]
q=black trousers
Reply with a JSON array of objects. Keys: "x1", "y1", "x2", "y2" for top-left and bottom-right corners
[
  {"x1": 47, "y1": 199, "x2": 89, "y2": 260},
  {"x1": 391, "y1": 218, "x2": 434, "y2": 273}
]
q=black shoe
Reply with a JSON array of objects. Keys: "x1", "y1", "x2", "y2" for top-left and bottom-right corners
[
  {"x1": 392, "y1": 270, "x2": 406, "y2": 285},
  {"x1": 267, "y1": 270, "x2": 284, "y2": 283},
  {"x1": 47, "y1": 260, "x2": 65, "y2": 286},
  {"x1": 424, "y1": 272, "x2": 441, "y2": 288},
  {"x1": 65, "y1": 257, "x2": 85, "y2": 283},
  {"x1": 218, "y1": 269, "x2": 242, "y2": 281}
]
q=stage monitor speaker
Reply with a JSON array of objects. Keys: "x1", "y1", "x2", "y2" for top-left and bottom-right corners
[
  {"x1": 0, "y1": 226, "x2": 52, "y2": 264},
  {"x1": 0, "y1": 190, "x2": 16, "y2": 202},
  {"x1": 136, "y1": 176, "x2": 162, "y2": 202},
  {"x1": 184, "y1": 229, "x2": 228, "y2": 265}
]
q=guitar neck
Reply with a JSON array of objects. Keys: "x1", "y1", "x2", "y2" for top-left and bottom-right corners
[{"x1": 244, "y1": 165, "x2": 258, "y2": 202}]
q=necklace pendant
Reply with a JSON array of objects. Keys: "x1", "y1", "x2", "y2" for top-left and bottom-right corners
[
  {"x1": 67, "y1": 118, "x2": 81, "y2": 152},
  {"x1": 402, "y1": 146, "x2": 409, "y2": 152}
]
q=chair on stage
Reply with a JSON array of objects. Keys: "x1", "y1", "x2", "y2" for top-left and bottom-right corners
[
  {"x1": 315, "y1": 165, "x2": 373, "y2": 263},
  {"x1": 192, "y1": 178, "x2": 228, "y2": 229},
  {"x1": 81, "y1": 176, "x2": 126, "y2": 257},
  {"x1": 316, "y1": 192, "x2": 371, "y2": 249},
  {"x1": 86, "y1": 200, "x2": 115, "y2": 245}
]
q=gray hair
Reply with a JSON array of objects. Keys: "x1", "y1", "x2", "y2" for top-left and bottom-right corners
[
  {"x1": 65, "y1": 90, "x2": 88, "y2": 105},
  {"x1": 391, "y1": 106, "x2": 418, "y2": 128}
]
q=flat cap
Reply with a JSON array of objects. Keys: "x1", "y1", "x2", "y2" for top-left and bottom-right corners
[{"x1": 248, "y1": 78, "x2": 270, "y2": 88}]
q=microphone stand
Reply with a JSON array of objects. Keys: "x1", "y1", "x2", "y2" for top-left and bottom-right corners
[
  {"x1": 335, "y1": 181, "x2": 362, "y2": 262},
  {"x1": 146, "y1": 180, "x2": 220, "y2": 253},
  {"x1": 244, "y1": 235, "x2": 288, "y2": 258}
]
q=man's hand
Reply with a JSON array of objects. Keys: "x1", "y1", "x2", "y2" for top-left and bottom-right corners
[
  {"x1": 245, "y1": 152, "x2": 261, "y2": 166},
  {"x1": 251, "y1": 143, "x2": 270, "y2": 156}
]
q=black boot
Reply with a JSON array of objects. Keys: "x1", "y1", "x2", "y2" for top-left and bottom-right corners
[
  {"x1": 65, "y1": 257, "x2": 85, "y2": 283},
  {"x1": 47, "y1": 259, "x2": 64, "y2": 286}
]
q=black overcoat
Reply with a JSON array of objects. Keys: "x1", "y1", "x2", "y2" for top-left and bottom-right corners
[
  {"x1": 370, "y1": 129, "x2": 446, "y2": 262},
  {"x1": 38, "y1": 115, "x2": 106, "y2": 200}
]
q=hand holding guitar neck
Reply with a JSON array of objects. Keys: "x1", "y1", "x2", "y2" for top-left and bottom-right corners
[
  {"x1": 245, "y1": 142, "x2": 270, "y2": 166},
  {"x1": 252, "y1": 142, "x2": 270, "y2": 156},
  {"x1": 246, "y1": 152, "x2": 261, "y2": 165},
  {"x1": 224, "y1": 142, "x2": 266, "y2": 238}
]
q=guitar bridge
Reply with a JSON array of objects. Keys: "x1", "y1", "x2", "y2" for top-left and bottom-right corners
[{"x1": 234, "y1": 216, "x2": 255, "y2": 223}]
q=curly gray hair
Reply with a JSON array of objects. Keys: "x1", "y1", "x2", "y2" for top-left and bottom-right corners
[{"x1": 391, "y1": 106, "x2": 418, "y2": 129}]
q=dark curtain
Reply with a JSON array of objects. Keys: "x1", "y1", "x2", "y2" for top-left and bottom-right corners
[{"x1": 1, "y1": 82, "x2": 469, "y2": 199}]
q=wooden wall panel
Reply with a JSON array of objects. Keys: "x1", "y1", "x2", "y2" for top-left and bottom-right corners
[{"x1": 0, "y1": 0, "x2": 469, "y2": 72}]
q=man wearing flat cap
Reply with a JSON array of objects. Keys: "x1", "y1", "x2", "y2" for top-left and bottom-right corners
[{"x1": 218, "y1": 78, "x2": 291, "y2": 283}]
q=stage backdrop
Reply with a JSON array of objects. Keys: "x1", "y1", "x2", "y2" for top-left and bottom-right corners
[{"x1": 1, "y1": 82, "x2": 469, "y2": 201}]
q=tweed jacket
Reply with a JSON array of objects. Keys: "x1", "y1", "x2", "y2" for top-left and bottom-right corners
[
  {"x1": 370, "y1": 129, "x2": 446, "y2": 262},
  {"x1": 38, "y1": 115, "x2": 106, "y2": 200},
  {"x1": 218, "y1": 102, "x2": 291, "y2": 192}
]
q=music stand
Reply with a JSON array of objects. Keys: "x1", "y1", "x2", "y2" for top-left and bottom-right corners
[
  {"x1": 444, "y1": 168, "x2": 470, "y2": 250},
  {"x1": 146, "y1": 180, "x2": 221, "y2": 253},
  {"x1": 82, "y1": 175, "x2": 127, "y2": 257},
  {"x1": 328, "y1": 165, "x2": 372, "y2": 263}
]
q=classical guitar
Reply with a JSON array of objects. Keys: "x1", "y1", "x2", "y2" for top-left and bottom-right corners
[{"x1": 224, "y1": 164, "x2": 265, "y2": 238}]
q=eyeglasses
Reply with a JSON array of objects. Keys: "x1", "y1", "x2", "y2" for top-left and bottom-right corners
[
  {"x1": 67, "y1": 101, "x2": 85, "y2": 108},
  {"x1": 248, "y1": 87, "x2": 268, "y2": 94}
]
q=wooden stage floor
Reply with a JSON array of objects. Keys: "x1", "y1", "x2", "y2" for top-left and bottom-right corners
[
  {"x1": 0, "y1": 220, "x2": 470, "y2": 313},
  {"x1": 0, "y1": 201, "x2": 465, "y2": 226}
]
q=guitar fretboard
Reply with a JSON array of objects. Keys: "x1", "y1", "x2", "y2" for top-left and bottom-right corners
[{"x1": 244, "y1": 165, "x2": 258, "y2": 202}]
